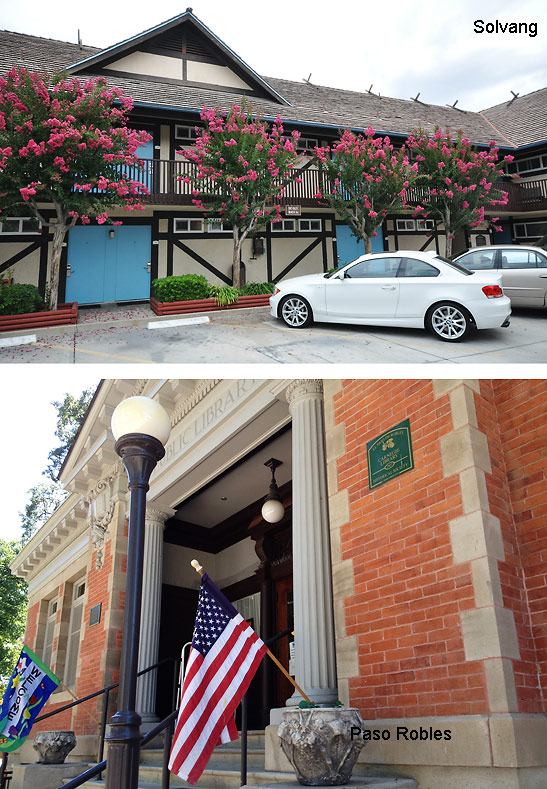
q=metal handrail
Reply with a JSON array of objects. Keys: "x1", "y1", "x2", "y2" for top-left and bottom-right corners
[
  {"x1": 239, "y1": 628, "x2": 293, "y2": 787},
  {"x1": 35, "y1": 656, "x2": 177, "y2": 723},
  {"x1": 57, "y1": 628, "x2": 293, "y2": 789}
]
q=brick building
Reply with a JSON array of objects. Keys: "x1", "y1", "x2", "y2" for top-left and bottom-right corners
[{"x1": 10, "y1": 378, "x2": 547, "y2": 788}]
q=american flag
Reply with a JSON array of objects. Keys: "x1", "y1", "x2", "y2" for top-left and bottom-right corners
[{"x1": 169, "y1": 573, "x2": 267, "y2": 784}]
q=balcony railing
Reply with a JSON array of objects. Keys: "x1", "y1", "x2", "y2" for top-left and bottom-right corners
[{"x1": 118, "y1": 159, "x2": 547, "y2": 213}]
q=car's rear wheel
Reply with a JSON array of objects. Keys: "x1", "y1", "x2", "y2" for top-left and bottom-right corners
[
  {"x1": 426, "y1": 302, "x2": 473, "y2": 342},
  {"x1": 280, "y1": 295, "x2": 313, "y2": 328}
]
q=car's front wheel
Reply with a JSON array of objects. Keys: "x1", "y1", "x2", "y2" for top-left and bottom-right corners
[
  {"x1": 426, "y1": 302, "x2": 473, "y2": 342},
  {"x1": 280, "y1": 295, "x2": 313, "y2": 328}
]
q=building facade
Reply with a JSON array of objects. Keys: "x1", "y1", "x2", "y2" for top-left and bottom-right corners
[
  {"x1": 1, "y1": 11, "x2": 547, "y2": 305},
  {"x1": 10, "y1": 378, "x2": 547, "y2": 788}
]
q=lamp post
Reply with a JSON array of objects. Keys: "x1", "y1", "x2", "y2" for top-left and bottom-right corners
[{"x1": 105, "y1": 396, "x2": 171, "y2": 789}]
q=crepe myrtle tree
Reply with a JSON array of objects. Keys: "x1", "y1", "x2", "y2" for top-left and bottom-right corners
[
  {"x1": 0, "y1": 67, "x2": 151, "y2": 309},
  {"x1": 179, "y1": 105, "x2": 303, "y2": 288},
  {"x1": 314, "y1": 127, "x2": 419, "y2": 254},
  {"x1": 406, "y1": 127, "x2": 514, "y2": 257}
]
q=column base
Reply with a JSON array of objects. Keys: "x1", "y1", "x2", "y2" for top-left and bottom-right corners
[{"x1": 286, "y1": 688, "x2": 339, "y2": 708}]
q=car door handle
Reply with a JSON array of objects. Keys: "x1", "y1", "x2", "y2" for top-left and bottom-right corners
[
  {"x1": 381, "y1": 285, "x2": 396, "y2": 290},
  {"x1": 539, "y1": 275, "x2": 547, "y2": 278}
]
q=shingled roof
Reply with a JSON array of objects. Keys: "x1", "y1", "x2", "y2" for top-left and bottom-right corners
[
  {"x1": 0, "y1": 27, "x2": 542, "y2": 149},
  {"x1": 482, "y1": 87, "x2": 547, "y2": 147}
]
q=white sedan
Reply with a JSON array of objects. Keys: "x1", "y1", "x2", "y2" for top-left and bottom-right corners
[{"x1": 269, "y1": 251, "x2": 511, "y2": 342}]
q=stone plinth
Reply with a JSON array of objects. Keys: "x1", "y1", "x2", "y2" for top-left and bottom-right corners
[
  {"x1": 11, "y1": 761, "x2": 88, "y2": 789},
  {"x1": 278, "y1": 708, "x2": 365, "y2": 786}
]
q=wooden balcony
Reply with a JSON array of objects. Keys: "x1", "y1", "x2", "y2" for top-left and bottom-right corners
[{"x1": 126, "y1": 160, "x2": 547, "y2": 214}]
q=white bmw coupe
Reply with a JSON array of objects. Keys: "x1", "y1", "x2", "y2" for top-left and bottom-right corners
[{"x1": 269, "y1": 251, "x2": 511, "y2": 342}]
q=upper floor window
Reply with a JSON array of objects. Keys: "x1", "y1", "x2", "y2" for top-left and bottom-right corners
[
  {"x1": 514, "y1": 221, "x2": 547, "y2": 239},
  {"x1": 207, "y1": 219, "x2": 232, "y2": 233},
  {"x1": 42, "y1": 598, "x2": 58, "y2": 669},
  {"x1": 396, "y1": 218, "x2": 435, "y2": 232},
  {"x1": 64, "y1": 580, "x2": 86, "y2": 689},
  {"x1": 0, "y1": 217, "x2": 41, "y2": 234},
  {"x1": 296, "y1": 136, "x2": 319, "y2": 154},
  {"x1": 174, "y1": 218, "x2": 204, "y2": 233},
  {"x1": 175, "y1": 125, "x2": 200, "y2": 142},
  {"x1": 272, "y1": 219, "x2": 296, "y2": 232},
  {"x1": 298, "y1": 218, "x2": 322, "y2": 232},
  {"x1": 508, "y1": 153, "x2": 547, "y2": 175}
]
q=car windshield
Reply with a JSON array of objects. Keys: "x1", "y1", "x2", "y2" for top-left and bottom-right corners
[{"x1": 435, "y1": 255, "x2": 474, "y2": 275}]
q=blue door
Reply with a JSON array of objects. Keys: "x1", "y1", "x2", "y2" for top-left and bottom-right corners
[
  {"x1": 66, "y1": 225, "x2": 151, "y2": 304},
  {"x1": 336, "y1": 224, "x2": 384, "y2": 266}
]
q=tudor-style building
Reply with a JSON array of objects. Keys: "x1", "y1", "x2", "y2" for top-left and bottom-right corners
[
  {"x1": 1, "y1": 10, "x2": 547, "y2": 306},
  {"x1": 9, "y1": 378, "x2": 547, "y2": 788}
]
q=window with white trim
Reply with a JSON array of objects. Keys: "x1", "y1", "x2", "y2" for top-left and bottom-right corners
[
  {"x1": 298, "y1": 218, "x2": 322, "y2": 232},
  {"x1": 514, "y1": 221, "x2": 547, "y2": 239},
  {"x1": 296, "y1": 136, "x2": 319, "y2": 154},
  {"x1": 272, "y1": 219, "x2": 296, "y2": 232},
  {"x1": 508, "y1": 154, "x2": 547, "y2": 175},
  {"x1": 174, "y1": 124, "x2": 200, "y2": 142},
  {"x1": 417, "y1": 219, "x2": 435, "y2": 231},
  {"x1": 396, "y1": 219, "x2": 415, "y2": 231},
  {"x1": 174, "y1": 218, "x2": 204, "y2": 233},
  {"x1": 64, "y1": 580, "x2": 86, "y2": 689},
  {"x1": 42, "y1": 599, "x2": 58, "y2": 669},
  {"x1": 0, "y1": 217, "x2": 41, "y2": 234},
  {"x1": 207, "y1": 219, "x2": 232, "y2": 233}
]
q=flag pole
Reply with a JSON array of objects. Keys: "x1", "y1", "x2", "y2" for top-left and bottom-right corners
[
  {"x1": 190, "y1": 560, "x2": 312, "y2": 704},
  {"x1": 59, "y1": 682, "x2": 101, "y2": 725}
]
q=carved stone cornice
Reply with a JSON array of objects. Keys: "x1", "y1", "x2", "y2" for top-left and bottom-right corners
[{"x1": 171, "y1": 380, "x2": 220, "y2": 427}]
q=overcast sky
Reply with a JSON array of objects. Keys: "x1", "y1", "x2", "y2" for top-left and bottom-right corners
[
  {"x1": 1, "y1": 0, "x2": 546, "y2": 111},
  {"x1": 0, "y1": 373, "x2": 100, "y2": 543}
]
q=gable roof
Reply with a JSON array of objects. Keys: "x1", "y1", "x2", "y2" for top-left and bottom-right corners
[
  {"x1": 1, "y1": 24, "x2": 544, "y2": 149},
  {"x1": 65, "y1": 10, "x2": 290, "y2": 106},
  {"x1": 482, "y1": 87, "x2": 547, "y2": 147}
]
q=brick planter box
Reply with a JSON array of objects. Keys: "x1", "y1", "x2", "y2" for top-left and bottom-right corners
[
  {"x1": 150, "y1": 293, "x2": 271, "y2": 316},
  {"x1": 0, "y1": 302, "x2": 78, "y2": 332}
]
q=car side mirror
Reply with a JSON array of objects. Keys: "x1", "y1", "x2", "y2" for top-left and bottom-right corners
[{"x1": 338, "y1": 269, "x2": 346, "y2": 280}]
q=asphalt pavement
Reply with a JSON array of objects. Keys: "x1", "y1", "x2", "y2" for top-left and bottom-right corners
[{"x1": 0, "y1": 306, "x2": 545, "y2": 365}]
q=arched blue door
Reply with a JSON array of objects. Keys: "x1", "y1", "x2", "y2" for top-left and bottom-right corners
[{"x1": 66, "y1": 225, "x2": 151, "y2": 304}]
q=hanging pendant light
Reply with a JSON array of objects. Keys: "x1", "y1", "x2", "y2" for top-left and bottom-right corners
[{"x1": 261, "y1": 458, "x2": 285, "y2": 523}]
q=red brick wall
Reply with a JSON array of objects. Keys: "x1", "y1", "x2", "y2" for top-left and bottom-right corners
[
  {"x1": 333, "y1": 380, "x2": 488, "y2": 718},
  {"x1": 490, "y1": 379, "x2": 547, "y2": 713}
]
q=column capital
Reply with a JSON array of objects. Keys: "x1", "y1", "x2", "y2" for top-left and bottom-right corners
[
  {"x1": 144, "y1": 507, "x2": 175, "y2": 529},
  {"x1": 286, "y1": 379, "x2": 323, "y2": 410}
]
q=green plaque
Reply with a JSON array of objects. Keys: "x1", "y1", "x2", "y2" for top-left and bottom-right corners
[{"x1": 367, "y1": 418, "x2": 414, "y2": 489}]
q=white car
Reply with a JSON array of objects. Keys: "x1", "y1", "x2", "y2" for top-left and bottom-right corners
[{"x1": 269, "y1": 251, "x2": 511, "y2": 342}]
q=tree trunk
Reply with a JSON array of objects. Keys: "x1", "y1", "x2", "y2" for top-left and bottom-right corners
[
  {"x1": 443, "y1": 207, "x2": 452, "y2": 258},
  {"x1": 364, "y1": 235, "x2": 372, "y2": 254},
  {"x1": 232, "y1": 241, "x2": 241, "y2": 289},
  {"x1": 48, "y1": 221, "x2": 67, "y2": 311}
]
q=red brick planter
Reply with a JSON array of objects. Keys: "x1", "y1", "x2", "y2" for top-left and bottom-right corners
[
  {"x1": 150, "y1": 293, "x2": 271, "y2": 316},
  {"x1": 0, "y1": 302, "x2": 78, "y2": 332}
]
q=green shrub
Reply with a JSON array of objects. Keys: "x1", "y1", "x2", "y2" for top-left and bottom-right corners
[
  {"x1": 152, "y1": 274, "x2": 211, "y2": 303},
  {"x1": 239, "y1": 282, "x2": 275, "y2": 295},
  {"x1": 0, "y1": 283, "x2": 45, "y2": 315},
  {"x1": 208, "y1": 285, "x2": 240, "y2": 307}
]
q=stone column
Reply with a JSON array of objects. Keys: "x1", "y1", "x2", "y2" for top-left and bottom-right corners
[
  {"x1": 136, "y1": 507, "x2": 174, "y2": 725},
  {"x1": 286, "y1": 379, "x2": 338, "y2": 705}
]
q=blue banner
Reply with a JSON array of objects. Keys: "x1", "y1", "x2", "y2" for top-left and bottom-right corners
[{"x1": 0, "y1": 645, "x2": 60, "y2": 752}]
